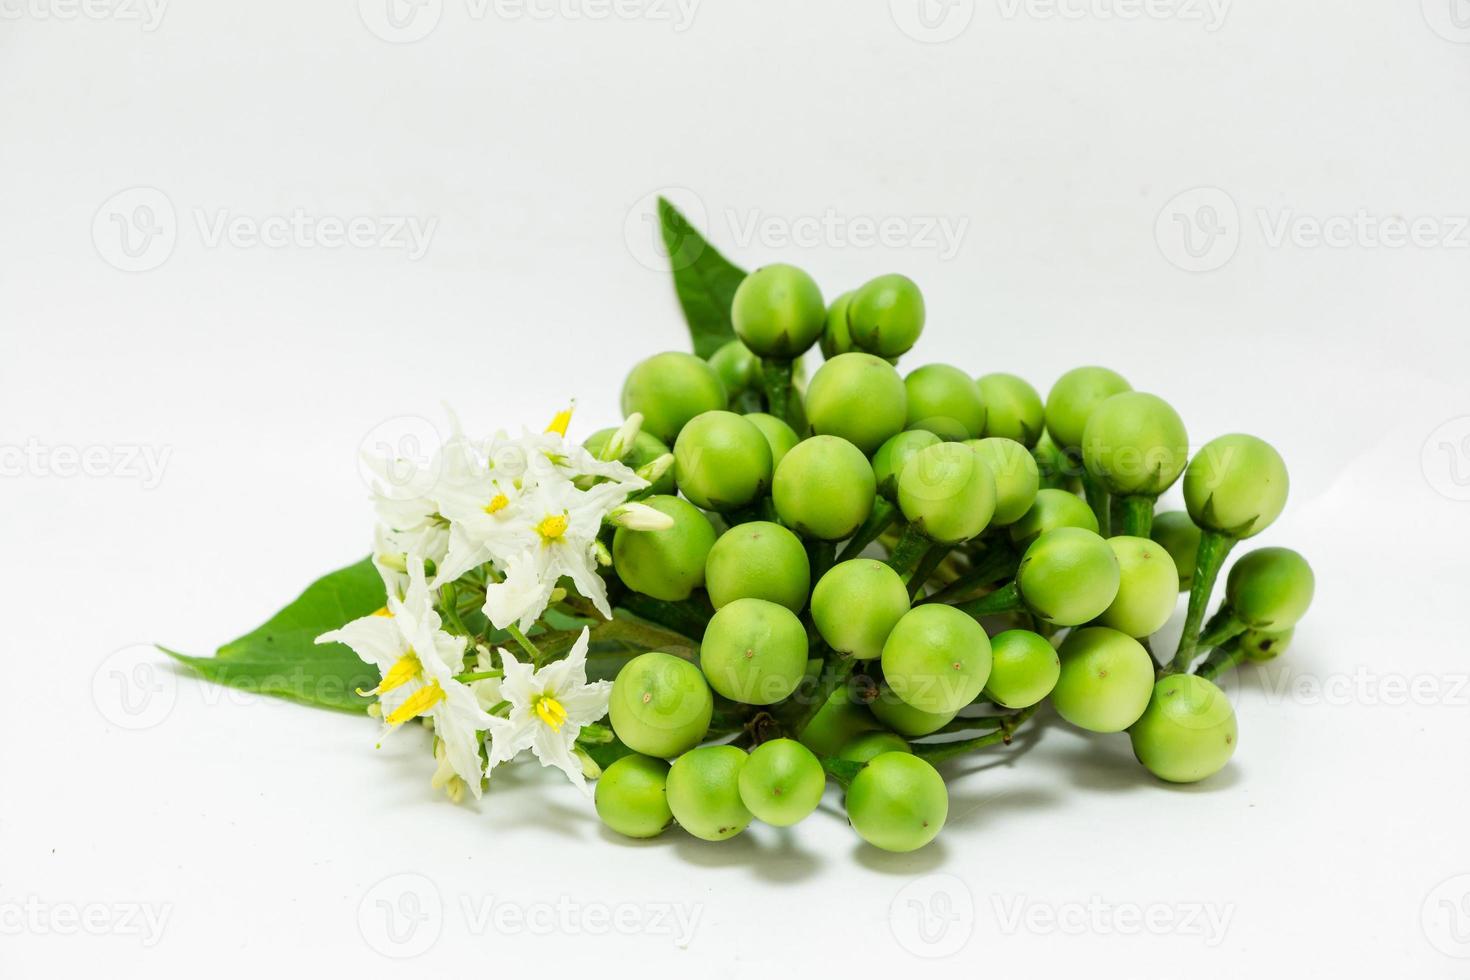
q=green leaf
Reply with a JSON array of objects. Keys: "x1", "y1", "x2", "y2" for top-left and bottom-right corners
[
  {"x1": 162, "y1": 557, "x2": 385, "y2": 713},
  {"x1": 658, "y1": 196, "x2": 748, "y2": 359}
]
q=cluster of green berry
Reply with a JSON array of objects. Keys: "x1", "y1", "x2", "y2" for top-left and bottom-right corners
[{"x1": 589, "y1": 263, "x2": 1314, "y2": 853}]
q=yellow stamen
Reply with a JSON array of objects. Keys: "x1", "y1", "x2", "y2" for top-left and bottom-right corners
[
  {"x1": 484, "y1": 493, "x2": 510, "y2": 515},
  {"x1": 357, "y1": 652, "x2": 421, "y2": 697},
  {"x1": 385, "y1": 681, "x2": 445, "y2": 727},
  {"x1": 534, "y1": 695, "x2": 569, "y2": 732},
  {"x1": 545, "y1": 405, "x2": 574, "y2": 437},
  {"x1": 371, "y1": 606, "x2": 392, "y2": 617},
  {"x1": 536, "y1": 513, "x2": 569, "y2": 541}
]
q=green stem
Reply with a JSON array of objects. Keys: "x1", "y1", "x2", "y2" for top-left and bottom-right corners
[
  {"x1": 955, "y1": 580, "x2": 1023, "y2": 619},
  {"x1": 782, "y1": 651, "x2": 857, "y2": 738},
  {"x1": 1166, "y1": 530, "x2": 1235, "y2": 673},
  {"x1": 886, "y1": 523, "x2": 932, "y2": 577},
  {"x1": 836, "y1": 497, "x2": 897, "y2": 563},
  {"x1": 925, "y1": 715, "x2": 1006, "y2": 737},
  {"x1": 761, "y1": 357, "x2": 796, "y2": 430},
  {"x1": 505, "y1": 624, "x2": 543, "y2": 664},
  {"x1": 808, "y1": 540, "x2": 838, "y2": 582},
  {"x1": 821, "y1": 756, "x2": 864, "y2": 789},
  {"x1": 452, "y1": 670, "x2": 502, "y2": 684},
  {"x1": 914, "y1": 704, "x2": 1039, "y2": 764},
  {"x1": 616, "y1": 592, "x2": 711, "y2": 640},
  {"x1": 1197, "y1": 606, "x2": 1246, "y2": 651},
  {"x1": 1081, "y1": 469, "x2": 1111, "y2": 536},
  {"x1": 907, "y1": 543, "x2": 952, "y2": 599},
  {"x1": 1120, "y1": 495, "x2": 1156, "y2": 537},
  {"x1": 921, "y1": 546, "x2": 1019, "y2": 605},
  {"x1": 1196, "y1": 642, "x2": 1247, "y2": 682}
]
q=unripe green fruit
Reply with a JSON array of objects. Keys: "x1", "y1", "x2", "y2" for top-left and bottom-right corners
[
  {"x1": 708, "y1": 340, "x2": 762, "y2": 396},
  {"x1": 584, "y1": 427, "x2": 675, "y2": 496},
  {"x1": 820, "y1": 291, "x2": 856, "y2": 360},
  {"x1": 699, "y1": 598, "x2": 809, "y2": 705},
  {"x1": 744, "y1": 412, "x2": 800, "y2": 469},
  {"x1": 705, "y1": 521, "x2": 810, "y2": 612},
  {"x1": 1008, "y1": 488, "x2": 1099, "y2": 548},
  {"x1": 1225, "y1": 547, "x2": 1315, "y2": 629},
  {"x1": 868, "y1": 685, "x2": 956, "y2": 737},
  {"x1": 881, "y1": 604, "x2": 992, "y2": 714},
  {"x1": 978, "y1": 373, "x2": 1045, "y2": 447},
  {"x1": 673, "y1": 410, "x2": 773, "y2": 512},
  {"x1": 666, "y1": 745, "x2": 752, "y2": 841},
  {"x1": 612, "y1": 496, "x2": 716, "y2": 601},
  {"x1": 839, "y1": 731, "x2": 912, "y2": 764},
  {"x1": 873, "y1": 430, "x2": 942, "y2": 500},
  {"x1": 798, "y1": 686, "x2": 879, "y2": 757},
  {"x1": 1241, "y1": 627, "x2": 1293, "y2": 662},
  {"x1": 898, "y1": 442, "x2": 997, "y2": 544},
  {"x1": 608, "y1": 652, "x2": 714, "y2": 759},
  {"x1": 621, "y1": 351, "x2": 728, "y2": 444},
  {"x1": 1081, "y1": 392, "x2": 1190, "y2": 497},
  {"x1": 846, "y1": 274, "x2": 925, "y2": 358},
  {"x1": 1052, "y1": 627, "x2": 1155, "y2": 733},
  {"x1": 983, "y1": 629, "x2": 1060, "y2": 709},
  {"x1": 1032, "y1": 430, "x2": 1080, "y2": 491},
  {"x1": 1129, "y1": 674, "x2": 1237, "y2": 783},
  {"x1": 1044, "y1": 366, "x2": 1132, "y2": 451},
  {"x1": 1098, "y1": 536, "x2": 1180, "y2": 638},
  {"x1": 1016, "y1": 527, "x2": 1121, "y2": 627},
  {"x1": 738, "y1": 739, "x2": 825, "y2": 826},
  {"x1": 804, "y1": 353, "x2": 908, "y2": 454},
  {"x1": 772, "y1": 435, "x2": 876, "y2": 541},
  {"x1": 904, "y1": 364, "x2": 987, "y2": 439},
  {"x1": 594, "y1": 754, "x2": 673, "y2": 839},
  {"x1": 1183, "y1": 434, "x2": 1290, "y2": 538},
  {"x1": 1150, "y1": 511, "x2": 1202, "y2": 590},
  {"x1": 810, "y1": 559, "x2": 911, "y2": 660},
  {"x1": 966, "y1": 437, "x2": 1040, "y2": 526},
  {"x1": 731, "y1": 264, "x2": 826, "y2": 359},
  {"x1": 845, "y1": 753, "x2": 947, "y2": 852}
]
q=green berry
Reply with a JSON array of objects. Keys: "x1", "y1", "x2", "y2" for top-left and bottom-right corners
[
  {"x1": 738, "y1": 739, "x2": 824, "y2": 826},
  {"x1": 1098, "y1": 536, "x2": 1180, "y2": 638},
  {"x1": 881, "y1": 604, "x2": 992, "y2": 715},
  {"x1": 872, "y1": 429, "x2": 942, "y2": 500},
  {"x1": 1081, "y1": 392, "x2": 1190, "y2": 497},
  {"x1": 1225, "y1": 547, "x2": 1315, "y2": 629},
  {"x1": 846, "y1": 274, "x2": 925, "y2": 358},
  {"x1": 897, "y1": 441, "x2": 997, "y2": 544},
  {"x1": 609, "y1": 652, "x2": 714, "y2": 759},
  {"x1": 699, "y1": 598, "x2": 809, "y2": 705},
  {"x1": 744, "y1": 412, "x2": 800, "y2": 469},
  {"x1": 820, "y1": 291, "x2": 856, "y2": 359},
  {"x1": 1129, "y1": 674, "x2": 1237, "y2": 783},
  {"x1": 867, "y1": 685, "x2": 957, "y2": 737},
  {"x1": 705, "y1": 521, "x2": 810, "y2": 612},
  {"x1": 1150, "y1": 511, "x2": 1201, "y2": 590},
  {"x1": 804, "y1": 352, "x2": 908, "y2": 454},
  {"x1": 904, "y1": 364, "x2": 986, "y2": 439},
  {"x1": 731, "y1": 264, "x2": 826, "y2": 359},
  {"x1": 838, "y1": 731, "x2": 912, "y2": 764},
  {"x1": 594, "y1": 754, "x2": 673, "y2": 839},
  {"x1": 708, "y1": 339, "x2": 762, "y2": 396},
  {"x1": 584, "y1": 427, "x2": 675, "y2": 496},
  {"x1": 1032, "y1": 430, "x2": 1080, "y2": 491},
  {"x1": 798, "y1": 685, "x2": 879, "y2": 757},
  {"x1": 621, "y1": 351, "x2": 728, "y2": 444},
  {"x1": 1008, "y1": 488, "x2": 1099, "y2": 549},
  {"x1": 1044, "y1": 366, "x2": 1131, "y2": 451},
  {"x1": 673, "y1": 410, "x2": 773, "y2": 512},
  {"x1": 1240, "y1": 627, "x2": 1293, "y2": 662},
  {"x1": 612, "y1": 495, "x2": 716, "y2": 601},
  {"x1": 845, "y1": 753, "x2": 947, "y2": 852},
  {"x1": 1183, "y1": 434, "x2": 1290, "y2": 538},
  {"x1": 810, "y1": 559, "x2": 911, "y2": 661},
  {"x1": 966, "y1": 437, "x2": 1040, "y2": 526},
  {"x1": 1016, "y1": 527, "x2": 1121, "y2": 627},
  {"x1": 1052, "y1": 627, "x2": 1155, "y2": 733},
  {"x1": 666, "y1": 745, "x2": 752, "y2": 841},
  {"x1": 978, "y1": 373, "x2": 1045, "y2": 447},
  {"x1": 983, "y1": 629, "x2": 1060, "y2": 709},
  {"x1": 772, "y1": 435, "x2": 876, "y2": 541}
]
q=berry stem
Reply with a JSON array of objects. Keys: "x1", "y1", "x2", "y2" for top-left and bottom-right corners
[
  {"x1": 807, "y1": 540, "x2": 838, "y2": 582},
  {"x1": 921, "y1": 544, "x2": 1019, "y2": 605},
  {"x1": 615, "y1": 592, "x2": 711, "y2": 641},
  {"x1": 760, "y1": 357, "x2": 796, "y2": 429},
  {"x1": 954, "y1": 580, "x2": 1023, "y2": 619},
  {"x1": 926, "y1": 715, "x2": 1006, "y2": 737},
  {"x1": 1120, "y1": 494, "x2": 1155, "y2": 537},
  {"x1": 907, "y1": 544, "x2": 952, "y2": 599},
  {"x1": 835, "y1": 497, "x2": 897, "y2": 563},
  {"x1": 912, "y1": 704, "x2": 1040, "y2": 763},
  {"x1": 781, "y1": 649, "x2": 857, "y2": 738},
  {"x1": 1196, "y1": 641, "x2": 1247, "y2": 681},
  {"x1": 886, "y1": 523, "x2": 932, "y2": 577},
  {"x1": 1081, "y1": 469, "x2": 1111, "y2": 536},
  {"x1": 1166, "y1": 530, "x2": 1236, "y2": 673},
  {"x1": 1197, "y1": 606, "x2": 1246, "y2": 651}
]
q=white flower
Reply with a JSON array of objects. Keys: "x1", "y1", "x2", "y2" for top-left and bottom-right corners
[
  {"x1": 316, "y1": 561, "x2": 494, "y2": 798},
  {"x1": 485, "y1": 628, "x2": 612, "y2": 794}
]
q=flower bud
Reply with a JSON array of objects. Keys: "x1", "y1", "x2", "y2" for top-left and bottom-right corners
[
  {"x1": 636, "y1": 452, "x2": 675, "y2": 486},
  {"x1": 608, "y1": 502, "x2": 675, "y2": 532},
  {"x1": 601, "y1": 413, "x2": 645, "y2": 462}
]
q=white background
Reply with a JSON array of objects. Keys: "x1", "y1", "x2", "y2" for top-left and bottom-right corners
[{"x1": 4, "y1": 0, "x2": 1470, "y2": 976}]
